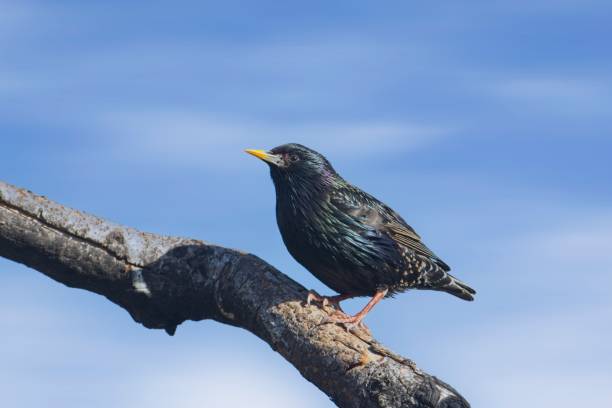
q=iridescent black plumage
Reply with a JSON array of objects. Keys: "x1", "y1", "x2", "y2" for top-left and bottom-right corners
[{"x1": 248, "y1": 143, "x2": 475, "y2": 308}]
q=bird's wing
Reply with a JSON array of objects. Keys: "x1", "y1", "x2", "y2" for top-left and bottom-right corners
[
  {"x1": 383, "y1": 217, "x2": 450, "y2": 270},
  {"x1": 330, "y1": 186, "x2": 450, "y2": 271}
]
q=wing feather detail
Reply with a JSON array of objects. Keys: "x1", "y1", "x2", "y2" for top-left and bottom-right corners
[{"x1": 330, "y1": 186, "x2": 450, "y2": 271}]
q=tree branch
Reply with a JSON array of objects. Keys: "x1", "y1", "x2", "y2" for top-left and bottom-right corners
[{"x1": 0, "y1": 180, "x2": 469, "y2": 408}]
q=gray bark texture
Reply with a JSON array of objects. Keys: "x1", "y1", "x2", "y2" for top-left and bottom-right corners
[{"x1": 0, "y1": 180, "x2": 470, "y2": 408}]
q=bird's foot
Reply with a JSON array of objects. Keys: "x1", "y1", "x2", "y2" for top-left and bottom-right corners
[
  {"x1": 320, "y1": 289, "x2": 387, "y2": 336},
  {"x1": 305, "y1": 291, "x2": 324, "y2": 306},
  {"x1": 305, "y1": 291, "x2": 347, "y2": 314},
  {"x1": 306, "y1": 291, "x2": 373, "y2": 332}
]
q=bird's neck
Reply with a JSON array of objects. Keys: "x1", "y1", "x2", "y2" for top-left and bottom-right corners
[
  {"x1": 272, "y1": 172, "x2": 340, "y2": 219},
  {"x1": 277, "y1": 175, "x2": 323, "y2": 205}
]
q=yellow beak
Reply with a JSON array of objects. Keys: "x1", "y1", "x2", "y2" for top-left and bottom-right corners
[
  {"x1": 245, "y1": 149, "x2": 283, "y2": 166},
  {"x1": 245, "y1": 149, "x2": 269, "y2": 160}
]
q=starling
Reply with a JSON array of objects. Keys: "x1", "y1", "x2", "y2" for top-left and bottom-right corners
[{"x1": 246, "y1": 143, "x2": 475, "y2": 329}]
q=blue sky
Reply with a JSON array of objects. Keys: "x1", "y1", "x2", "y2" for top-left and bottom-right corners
[{"x1": 1, "y1": 1, "x2": 611, "y2": 406}]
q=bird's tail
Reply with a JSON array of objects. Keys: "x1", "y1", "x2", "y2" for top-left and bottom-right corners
[{"x1": 441, "y1": 274, "x2": 476, "y2": 301}]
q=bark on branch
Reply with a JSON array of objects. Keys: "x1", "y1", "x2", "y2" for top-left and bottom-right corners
[{"x1": 0, "y1": 180, "x2": 469, "y2": 408}]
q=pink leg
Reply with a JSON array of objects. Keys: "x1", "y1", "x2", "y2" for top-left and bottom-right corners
[{"x1": 326, "y1": 289, "x2": 388, "y2": 331}]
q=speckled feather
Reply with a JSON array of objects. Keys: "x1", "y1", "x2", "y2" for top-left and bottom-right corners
[{"x1": 266, "y1": 143, "x2": 475, "y2": 300}]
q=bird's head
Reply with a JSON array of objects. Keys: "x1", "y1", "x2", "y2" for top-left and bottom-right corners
[{"x1": 246, "y1": 143, "x2": 340, "y2": 195}]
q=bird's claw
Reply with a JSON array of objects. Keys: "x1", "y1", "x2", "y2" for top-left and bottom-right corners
[
  {"x1": 305, "y1": 291, "x2": 321, "y2": 307},
  {"x1": 305, "y1": 291, "x2": 345, "y2": 313}
]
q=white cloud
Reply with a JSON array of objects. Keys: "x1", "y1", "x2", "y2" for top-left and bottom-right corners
[
  {"x1": 503, "y1": 0, "x2": 612, "y2": 13},
  {"x1": 512, "y1": 212, "x2": 612, "y2": 286},
  {"x1": 468, "y1": 210, "x2": 612, "y2": 295},
  {"x1": 524, "y1": 215, "x2": 612, "y2": 263},
  {"x1": 492, "y1": 77, "x2": 612, "y2": 116},
  {"x1": 126, "y1": 355, "x2": 323, "y2": 408},
  {"x1": 0, "y1": 2, "x2": 37, "y2": 35},
  {"x1": 98, "y1": 110, "x2": 449, "y2": 169},
  {"x1": 0, "y1": 71, "x2": 43, "y2": 94},
  {"x1": 443, "y1": 305, "x2": 612, "y2": 407},
  {"x1": 477, "y1": 372, "x2": 612, "y2": 408}
]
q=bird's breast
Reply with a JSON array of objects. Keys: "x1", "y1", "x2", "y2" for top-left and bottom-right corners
[{"x1": 276, "y1": 198, "x2": 340, "y2": 261}]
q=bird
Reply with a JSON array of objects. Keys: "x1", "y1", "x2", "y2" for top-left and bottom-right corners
[{"x1": 246, "y1": 143, "x2": 475, "y2": 330}]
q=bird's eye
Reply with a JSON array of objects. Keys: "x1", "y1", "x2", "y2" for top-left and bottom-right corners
[{"x1": 289, "y1": 154, "x2": 300, "y2": 163}]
